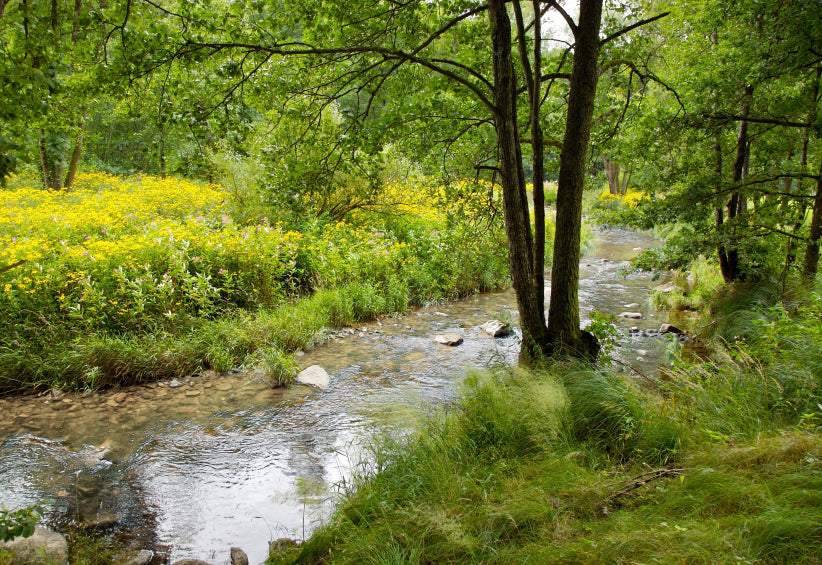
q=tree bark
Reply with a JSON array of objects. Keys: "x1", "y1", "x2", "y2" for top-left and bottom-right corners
[
  {"x1": 547, "y1": 0, "x2": 602, "y2": 358},
  {"x1": 620, "y1": 169, "x2": 630, "y2": 195},
  {"x1": 64, "y1": 121, "x2": 85, "y2": 189},
  {"x1": 721, "y1": 84, "x2": 753, "y2": 282},
  {"x1": 603, "y1": 155, "x2": 620, "y2": 195},
  {"x1": 514, "y1": 0, "x2": 547, "y2": 334},
  {"x1": 38, "y1": 137, "x2": 53, "y2": 190},
  {"x1": 488, "y1": 0, "x2": 546, "y2": 362},
  {"x1": 802, "y1": 146, "x2": 822, "y2": 280}
]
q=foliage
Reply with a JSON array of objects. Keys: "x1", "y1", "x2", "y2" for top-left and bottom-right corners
[
  {"x1": 617, "y1": 0, "x2": 822, "y2": 282},
  {"x1": 65, "y1": 530, "x2": 120, "y2": 565},
  {"x1": 0, "y1": 505, "x2": 42, "y2": 542},
  {"x1": 648, "y1": 255, "x2": 724, "y2": 311},
  {"x1": 583, "y1": 310, "x2": 620, "y2": 361},
  {"x1": 0, "y1": 172, "x2": 508, "y2": 392}
]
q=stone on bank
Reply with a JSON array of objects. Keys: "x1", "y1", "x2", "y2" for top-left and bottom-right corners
[{"x1": 0, "y1": 527, "x2": 68, "y2": 565}]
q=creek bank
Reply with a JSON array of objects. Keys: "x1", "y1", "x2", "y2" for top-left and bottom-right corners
[{"x1": 1, "y1": 228, "x2": 682, "y2": 564}]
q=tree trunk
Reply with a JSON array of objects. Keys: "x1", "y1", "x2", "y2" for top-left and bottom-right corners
[
  {"x1": 802, "y1": 145, "x2": 822, "y2": 280},
  {"x1": 620, "y1": 169, "x2": 630, "y2": 195},
  {"x1": 721, "y1": 84, "x2": 753, "y2": 282},
  {"x1": 488, "y1": 0, "x2": 546, "y2": 362},
  {"x1": 514, "y1": 0, "x2": 547, "y2": 335},
  {"x1": 547, "y1": 0, "x2": 602, "y2": 359},
  {"x1": 38, "y1": 137, "x2": 53, "y2": 190},
  {"x1": 715, "y1": 135, "x2": 732, "y2": 280},
  {"x1": 64, "y1": 121, "x2": 85, "y2": 189},
  {"x1": 602, "y1": 155, "x2": 620, "y2": 195},
  {"x1": 710, "y1": 28, "x2": 734, "y2": 281}
]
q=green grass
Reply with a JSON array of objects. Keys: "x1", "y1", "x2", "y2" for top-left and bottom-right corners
[{"x1": 270, "y1": 283, "x2": 822, "y2": 565}]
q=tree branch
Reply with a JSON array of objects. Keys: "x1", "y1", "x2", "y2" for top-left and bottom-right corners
[
  {"x1": 546, "y1": 0, "x2": 577, "y2": 36},
  {"x1": 600, "y1": 12, "x2": 670, "y2": 46},
  {"x1": 701, "y1": 112, "x2": 812, "y2": 128}
]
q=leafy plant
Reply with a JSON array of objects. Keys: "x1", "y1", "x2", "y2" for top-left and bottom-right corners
[
  {"x1": 0, "y1": 504, "x2": 42, "y2": 542},
  {"x1": 584, "y1": 310, "x2": 620, "y2": 361}
]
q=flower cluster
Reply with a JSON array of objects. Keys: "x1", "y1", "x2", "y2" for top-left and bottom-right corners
[{"x1": 1, "y1": 172, "x2": 508, "y2": 343}]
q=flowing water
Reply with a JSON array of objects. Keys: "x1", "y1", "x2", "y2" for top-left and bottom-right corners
[{"x1": 0, "y1": 228, "x2": 692, "y2": 564}]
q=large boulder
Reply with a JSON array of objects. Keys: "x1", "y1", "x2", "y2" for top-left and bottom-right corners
[
  {"x1": 0, "y1": 527, "x2": 68, "y2": 565},
  {"x1": 295, "y1": 365, "x2": 330, "y2": 390}
]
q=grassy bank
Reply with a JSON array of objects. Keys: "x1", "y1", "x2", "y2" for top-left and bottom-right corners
[
  {"x1": 0, "y1": 172, "x2": 509, "y2": 393},
  {"x1": 271, "y1": 282, "x2": 822, "y2": 564}
]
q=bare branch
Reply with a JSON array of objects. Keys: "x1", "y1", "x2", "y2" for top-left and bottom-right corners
[
  {"x1": 600, "y1": 12, "x2": 670, "y2": 46},
  {"x1": 546, "y1": 0, "x2": 577, "y2": 36},
  {"x1": 602, "y1": 58, "x2": 684, "y2": 115}
]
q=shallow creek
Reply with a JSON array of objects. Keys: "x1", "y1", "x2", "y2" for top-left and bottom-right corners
[{"x1": 0, "y1": 228, "x2": 692, "y2": 564}]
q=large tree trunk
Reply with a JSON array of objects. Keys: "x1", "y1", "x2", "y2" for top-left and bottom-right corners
[
  {"x1": 513, "y1": 0, "x2": 547, "y2": 336},
  {"x1": 488, "y1": 0, "x2": 546, "y2": 362},
  {"x1": 546, "y1": 0, "x2": 602, "y2": 359}
]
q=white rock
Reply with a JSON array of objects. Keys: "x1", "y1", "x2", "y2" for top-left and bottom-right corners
[
  {"x1": 434, "y1": 333, "x2": 463, "y2": 346},
  {"x1": 659, "y1": 323, "x2": 684, "y2": 334},
  {"x1": 0, "y1": 527, "x2": 69, "y2": 565},
  {"x1": 479, "y1": 320, "x2": 512, "y2": 338},
  {"x1": 619, "y1": 312, "x2": 643, "y2": 319},
  {"x1": 636, "y1": 349, "x2": 649, "y2": 356},
  {"x1": 295, "y1": 365, "x2": 330, "y2": 389},
  {"x1": 624, "y1": 303, "x2": 641, "y2": 309}
]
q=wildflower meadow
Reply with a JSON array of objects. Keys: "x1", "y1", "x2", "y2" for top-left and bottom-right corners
[{"x1": 1, "y1": 172, "x2": 509, "y2": 392}]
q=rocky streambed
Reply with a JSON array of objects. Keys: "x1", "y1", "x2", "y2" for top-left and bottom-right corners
[{"x1": 0, "y1": 228, "x2": 697, "y2": 564}]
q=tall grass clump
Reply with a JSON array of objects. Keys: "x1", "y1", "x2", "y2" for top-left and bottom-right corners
[
  {"x1": 671, "y1": 279, "x2": 822, "y2": 433},
  {"x1": 282, "y1": 366, "x2": 686, "y2": 565}
]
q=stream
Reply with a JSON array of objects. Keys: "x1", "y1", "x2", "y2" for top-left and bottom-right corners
[{"x1": 0, "y1": 228, "x2": 692, "y2": 564}]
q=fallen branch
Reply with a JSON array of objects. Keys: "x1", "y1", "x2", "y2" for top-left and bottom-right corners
[{"x1": 607, "y1": 467, "x2": 684, "y2": 501}]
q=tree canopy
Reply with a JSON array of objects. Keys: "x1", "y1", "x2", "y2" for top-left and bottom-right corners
[{"x1": 2, "y1": 0, "x2": 821, "y2": 361}]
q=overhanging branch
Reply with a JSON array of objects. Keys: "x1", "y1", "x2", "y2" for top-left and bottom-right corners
[{"x1": 600, "y1": 12, "x2": 670, "y2": 46}]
